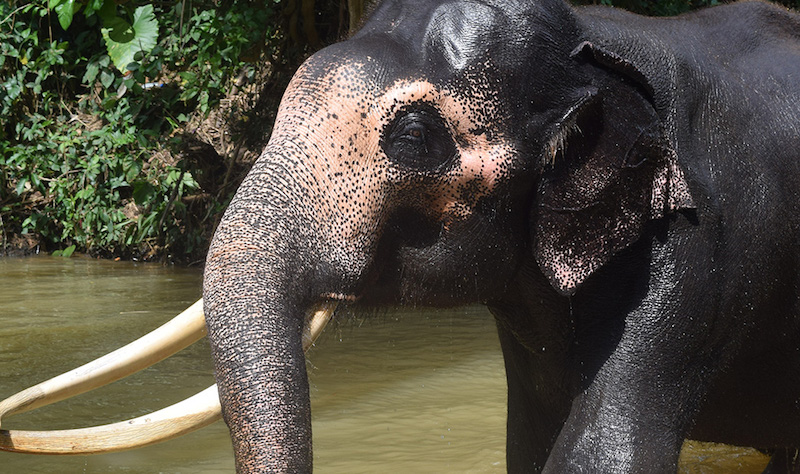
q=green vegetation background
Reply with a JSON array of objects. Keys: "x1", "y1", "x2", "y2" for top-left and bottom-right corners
[{"x1": 2, "y1": 0, "x2": 798, "y2": 262}]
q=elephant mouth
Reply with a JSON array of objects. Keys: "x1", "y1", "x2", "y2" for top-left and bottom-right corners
[
  {"x1": 0, "y1": 299, "x2": 338, "y2": 454},
  {"x1": 321, "y1": 292, "x2": 361, "y2": 303}
]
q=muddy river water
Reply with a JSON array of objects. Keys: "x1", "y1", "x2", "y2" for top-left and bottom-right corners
[{"x1": 0, "y1": 256, "x2": 770, "y2": 472}]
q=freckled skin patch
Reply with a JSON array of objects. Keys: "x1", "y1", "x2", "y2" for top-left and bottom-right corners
[{"x1": 375, "y1": 78, "x2": 516, "y2": 218}]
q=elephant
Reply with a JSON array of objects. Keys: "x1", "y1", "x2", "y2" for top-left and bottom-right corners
[
  {"x1": 198, "y1": 0, "x2": 800, "y2": 471},
  {"x1": 1, "y1": 0, "x2": 799, "y2": 472}
]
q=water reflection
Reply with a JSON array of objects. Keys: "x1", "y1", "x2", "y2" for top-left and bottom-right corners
[{"x1": 0, "y1": 256, "x2": 770, "y2": 472}]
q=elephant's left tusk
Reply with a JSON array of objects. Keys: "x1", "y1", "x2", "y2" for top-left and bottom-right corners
[
  {"x1": 0, "y1": 302, "x2": 337, "y2": 455},
  {"x1": 303, "y1": 300, "x2": 338, "y2": 351}
]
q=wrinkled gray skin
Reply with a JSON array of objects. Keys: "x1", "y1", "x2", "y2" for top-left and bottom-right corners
[{"x1": 203, "y1": 0, "x2": 800, "y2": 472}]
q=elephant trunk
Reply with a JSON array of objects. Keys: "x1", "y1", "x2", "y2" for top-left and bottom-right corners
[
  {"x1": 203, "y1": 285, "x2": 311, "y2": 472},
  {"x1": 203, "y1": 149, "x2": 342, "y2": 473}
]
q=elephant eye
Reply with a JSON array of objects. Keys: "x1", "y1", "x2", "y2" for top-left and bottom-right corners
[
  {"x1": 398, "y1": 122, "x2": 427, "y2": 148},
  {"x1": 381, "y1": 104, "x2": 457, "y2": 172}
]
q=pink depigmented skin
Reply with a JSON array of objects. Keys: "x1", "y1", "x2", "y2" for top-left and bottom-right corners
[{"x1": 268, "y1": 58, "x2": 517, "y2": 260}]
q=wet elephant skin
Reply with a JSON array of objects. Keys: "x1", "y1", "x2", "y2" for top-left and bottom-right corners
[{"x1": 202, "y1": 0, "x2": 800, "y2": 472}]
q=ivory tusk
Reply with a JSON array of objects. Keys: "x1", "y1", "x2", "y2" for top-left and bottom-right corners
[
  {"x1": 0, "y1": 299, "x2": 207, "y2": 424},
  {"x1": 0, "y1": 385, "x2": 222, "y2": 454},
  {"x1": 0, "y1": 302, "x2": 337, "y2": 455},
  {"x1": 303, "y1": 301, "x2": 338, "y2": 351}
]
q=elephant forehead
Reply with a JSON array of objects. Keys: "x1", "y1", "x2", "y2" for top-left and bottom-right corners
[
  {"x1": 274, "y1": 62, "x2": 510, "y2": 162},
  {"x1": 272, "y1": 60, "x2": 382, "y2": 148}
]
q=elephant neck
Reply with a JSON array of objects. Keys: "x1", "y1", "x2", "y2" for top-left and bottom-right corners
[{"x1": 488, "y1": 257, "x2": 572, "y2": 357}]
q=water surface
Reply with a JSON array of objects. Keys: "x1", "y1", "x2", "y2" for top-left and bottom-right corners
[{"x1": 0, "y1": 256, "x2": 769, "y2": 472}]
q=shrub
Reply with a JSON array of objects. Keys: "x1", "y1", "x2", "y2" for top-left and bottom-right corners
[{"x1": 0, "y1": 0, "x2": 282, "y2": 260}]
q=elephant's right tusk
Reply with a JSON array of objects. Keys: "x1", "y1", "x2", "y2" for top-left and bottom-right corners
[
  {"x1": 0, "y1": 299, "x2": 207, "y2": 424},
  {"x1": 0, "y1": 385, "x2": 222, "y2": 454},
  {"x1": 0, "y1": 302, "x2": 337, "y2": 455}
]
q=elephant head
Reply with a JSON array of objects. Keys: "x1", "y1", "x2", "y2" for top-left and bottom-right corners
[{"x1": 202, "y1": 0, "x2": 694, "y2": 471}]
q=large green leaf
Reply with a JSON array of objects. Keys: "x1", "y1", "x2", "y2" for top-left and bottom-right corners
[{"x1": 101, "y1": 5, "x2": 158, "y2": 72}]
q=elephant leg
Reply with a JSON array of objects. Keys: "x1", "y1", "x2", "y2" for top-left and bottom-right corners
[
  {"x1": 542, "y1": 296, "x2": 722, "y2": 474},
  {"x1": 542, "y1": 349, "x2": 709, "y2": 472},
  {"x1": 495, "y1": 321, "x2": 571, "y2": 472},
  {"x1": 763, "y1": 448, "x2": 800, "y2": 474}
]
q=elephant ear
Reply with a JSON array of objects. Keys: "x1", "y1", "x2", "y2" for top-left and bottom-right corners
[{"x1": 532, "y1": 41, "x2": 694, "y2": 295}]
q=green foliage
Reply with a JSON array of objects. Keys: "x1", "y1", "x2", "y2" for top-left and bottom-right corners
[
  {"x1": 45, "y1": 0, "x2": 159, "y2": 71},
  {"x1": 172, "y1": 1, "x2": 275, "y2": 115},
  {"x1": 0, "y1": 0, "x2": 279, "y2": 260},
  {"x1": 52, "y1": 244, "x2": 75, "y2": 257}
]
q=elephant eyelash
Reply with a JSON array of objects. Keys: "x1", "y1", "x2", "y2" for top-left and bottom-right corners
[
  {"x1": 545, "y1": 86, "x2": 598, "y2": 167},
  {"x1": 547, "y1": 120, "x2": 581, "y2": 166}
]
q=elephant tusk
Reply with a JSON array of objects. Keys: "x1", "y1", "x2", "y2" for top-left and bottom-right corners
[
  {"x1": 0, "y1": 299, "x2": 207, "y2": 425},
  {"x1": 303, "y1": 301, "x2": 338, "y2": 351},
  {"x1": 0, "y1": 301, "x2": 337, "y2": 455},
  {"x1": 0, "y1": 385, "x2": 222, "y2": 454}
]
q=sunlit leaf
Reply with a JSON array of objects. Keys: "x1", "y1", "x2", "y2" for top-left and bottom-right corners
[
  {"x1": 83, "y1": 61, "x2": 100, "y2": 84},
  {"x1": 101, "y1": 5, "x2": 158, "y2": 71},
  {"x1": 15, "y1": 178, "x2": 28, "y2": 195},
  {"x1": 53, "y1": 245, "x2": 76, "y2": 257},
  {"x1": 100, "y1": 69, "x2": 114, "y2": 88}
]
